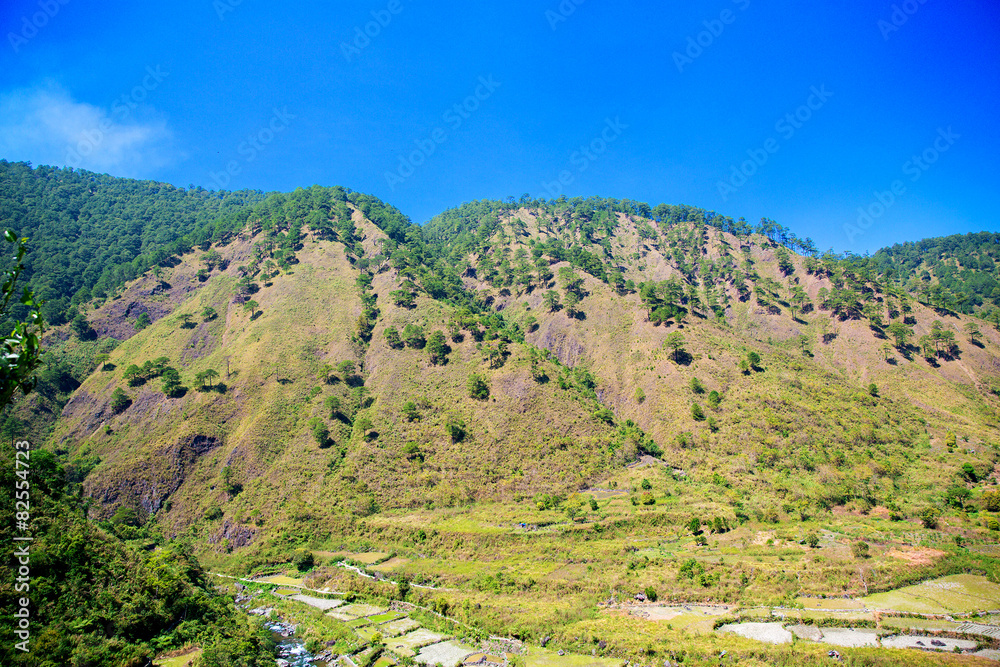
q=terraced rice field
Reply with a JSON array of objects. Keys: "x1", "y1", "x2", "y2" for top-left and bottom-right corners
[
  {"x1": 795, "y1": 597, "x2": 865, "y2": 610},
  {"x1": 880, "y1": 617, "x2": 962, "y2": 632},
  {"x1": 371, "y1": 557, "x2": 410, "y2": 572},
  {"x1": 815, "y1": 628, "x2": 879, "y2": 648},
  {"x1": 381, "y1": 617, "x2": 421, "y2": 636},
  {"x1": 367, "y1": 611, "x2": 406, "y2": 624},
  {"x1": 630, "y1": 604, "x2": 732, "y2": 621},
  {"x1": 328, "y1": 603, "x2": 387, "y2": 621},
  {"x1": 881, "y1": 635, "x2": 979, "y2": 651},
  {"x1": 862, "y1": 574, "x2": 1000, "y2": 614},
  {"x1": 289, "y1": 594, "x2": 343, "y2": 610},
  {"x1": 350, "y1": 552, "x2": 391, "y2": 565},
  {"x1": 523, "y1": 647, "x2": 625, "y2": 667},
  {"x1": 415, "y1": 641, "x2": 476, "y2": 667},
  {"x1": 255, "y1": 574, "x2": 305, "y2": 587},
  {"x1": 355, "y1": 626, "x2": 385, "y2": 642},
  {"x1": 387, "y1": 628, "x2": 448, "y2": 652},
  {"x1": 271, "y1": 570, "x2": 1000, "y2": 667},
  {"x1": 718, "y1": 622, "x2": 793, "y2": 644}
]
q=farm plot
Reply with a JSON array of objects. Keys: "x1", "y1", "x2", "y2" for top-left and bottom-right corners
[
  {"x1": 881, "y1": 635, "x2": 978, "y2": 651},
  {"x1": 524, "y1": 647, "x2": 623, "y2": 667},
  {"x1": 255, "y1": 574, "x2": 304, "y2": 587},
  {"x1": 863, "y1": 574, "x2": 1000, "y2": 614},
  {"x1": 289, "y1": 594, "x2": 343, "y2": 610},
  {"x1": 414, "y1": 641, "x2": 475, "y2": 667},
  {"x1": 371, "y1": 557, "x2": 410, "y2": 572},
  {"x1": 328, "y1": 603, "x2": 387, "y2": 621},
  {"x1": 381, "y1": 617, "x2": 422, "y2": 637},
  {"x1": 717, "y1": 622, "x2": 792, "y2": 644}
]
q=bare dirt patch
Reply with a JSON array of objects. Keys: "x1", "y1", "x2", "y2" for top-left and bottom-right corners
[
  {"x1": 371, "y1": 557, "x2": 410, "y2": 572},
  {"x1": 290, "y1": 594, "x2": 343, "y2": 610},
  {"x1": 885, "y1": 547, "x2": 947, "y2": 566},
  {"x1": 717, "y1": 622, "x2": 792, "y2": 644},
  {"x1": 630, "y1": 604, "x2": 733, "y2": 622},
  {"x1": 882, "y1": 635, "x2": 978, "y2": 651},
  {"x1": 414, "y1": 641, "x2": 474, "y2": 667}
]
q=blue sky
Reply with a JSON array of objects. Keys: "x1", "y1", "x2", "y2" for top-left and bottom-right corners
[{"x1": 1, "y1": 0, "x2": 997, "y2": 254}]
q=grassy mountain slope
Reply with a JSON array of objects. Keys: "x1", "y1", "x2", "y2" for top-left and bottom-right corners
[
  {"x1": 11, "y1": 186, "x2": 1000, "y2": 665},
  {"x1": 48, "y1": 202, "x2": 626, "y2": 558},
  {"x1": 38, "y1": 193, "x2": 999, "y2": 563},
  {"x1": 428, "y1": 204, "x2": 1000, "y2": 507}
]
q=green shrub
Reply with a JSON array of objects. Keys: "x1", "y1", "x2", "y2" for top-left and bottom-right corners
[
  {"x1": 293, "y1": 550, "x2": 315, "y2": 571},
  {"x1": 467, "y1": 374, "x2": 489, "y2": 400},
  {"x1": 110, "y1": 388, "x2": 131, "y2": 413},
  {"x1": 982, "y1": 489, "x2": 1000, "y2": 512}
]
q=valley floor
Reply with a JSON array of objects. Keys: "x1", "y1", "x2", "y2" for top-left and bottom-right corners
[{"x1": 189, "y1": 493, "x2": 1000, "y2": 667}]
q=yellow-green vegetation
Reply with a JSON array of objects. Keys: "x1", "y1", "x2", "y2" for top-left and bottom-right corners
[
  {"x1": 154, "y1": 648, "x2": 203, "y2": 667},
  {"x1": 256, "y1": 574, "x2": 305, "y2": 587},
  {"x1": 863, "y1": 574, "x2": 1000, "y2": 614},
  {"x1": 16, "y1": 185, "x2": 1000, "y2": 665}
]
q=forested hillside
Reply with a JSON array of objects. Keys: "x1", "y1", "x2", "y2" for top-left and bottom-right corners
[
  {"x1": 864, "y1": 232, "x2": 1000, "y2": 317},
  {"x1": 0, "y1": 161, "x2": 266, "y2": 327},
  {"x1": 3, "y1": 166, "x2": 1000, "y2": 666},
  {"x1": 0, "y1": 444, "x2": 275, "y2": 667}
]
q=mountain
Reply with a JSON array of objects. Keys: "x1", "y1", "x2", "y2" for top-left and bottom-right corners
[
  {"x1": 3, "y1": 164, "x2": 1000, "y2": 665},
  {"x1": 28, "y1": 184, "x2": 997, "y2": 544}
]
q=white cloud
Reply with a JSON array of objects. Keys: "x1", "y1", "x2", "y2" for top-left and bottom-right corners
[{"x1": 0, "y1": 81, "x2": 181, "y2": 176}]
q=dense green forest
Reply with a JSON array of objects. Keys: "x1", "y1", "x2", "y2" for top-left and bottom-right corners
[
  {"x1": 864, "y1": 232, "x2": 1000, "y2": 315},
  {"x1": 0, "y1": 161, "x2": 267, "y2": 327}
]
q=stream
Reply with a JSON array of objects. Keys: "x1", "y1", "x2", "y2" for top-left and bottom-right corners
[{"x1": 267, "y1": 619, "x2": 330, "y2": 667}]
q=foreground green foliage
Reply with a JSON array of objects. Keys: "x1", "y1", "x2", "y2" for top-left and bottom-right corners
[{"x1": 0, "y1": 442, "x2": 275, "y2": 666}]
